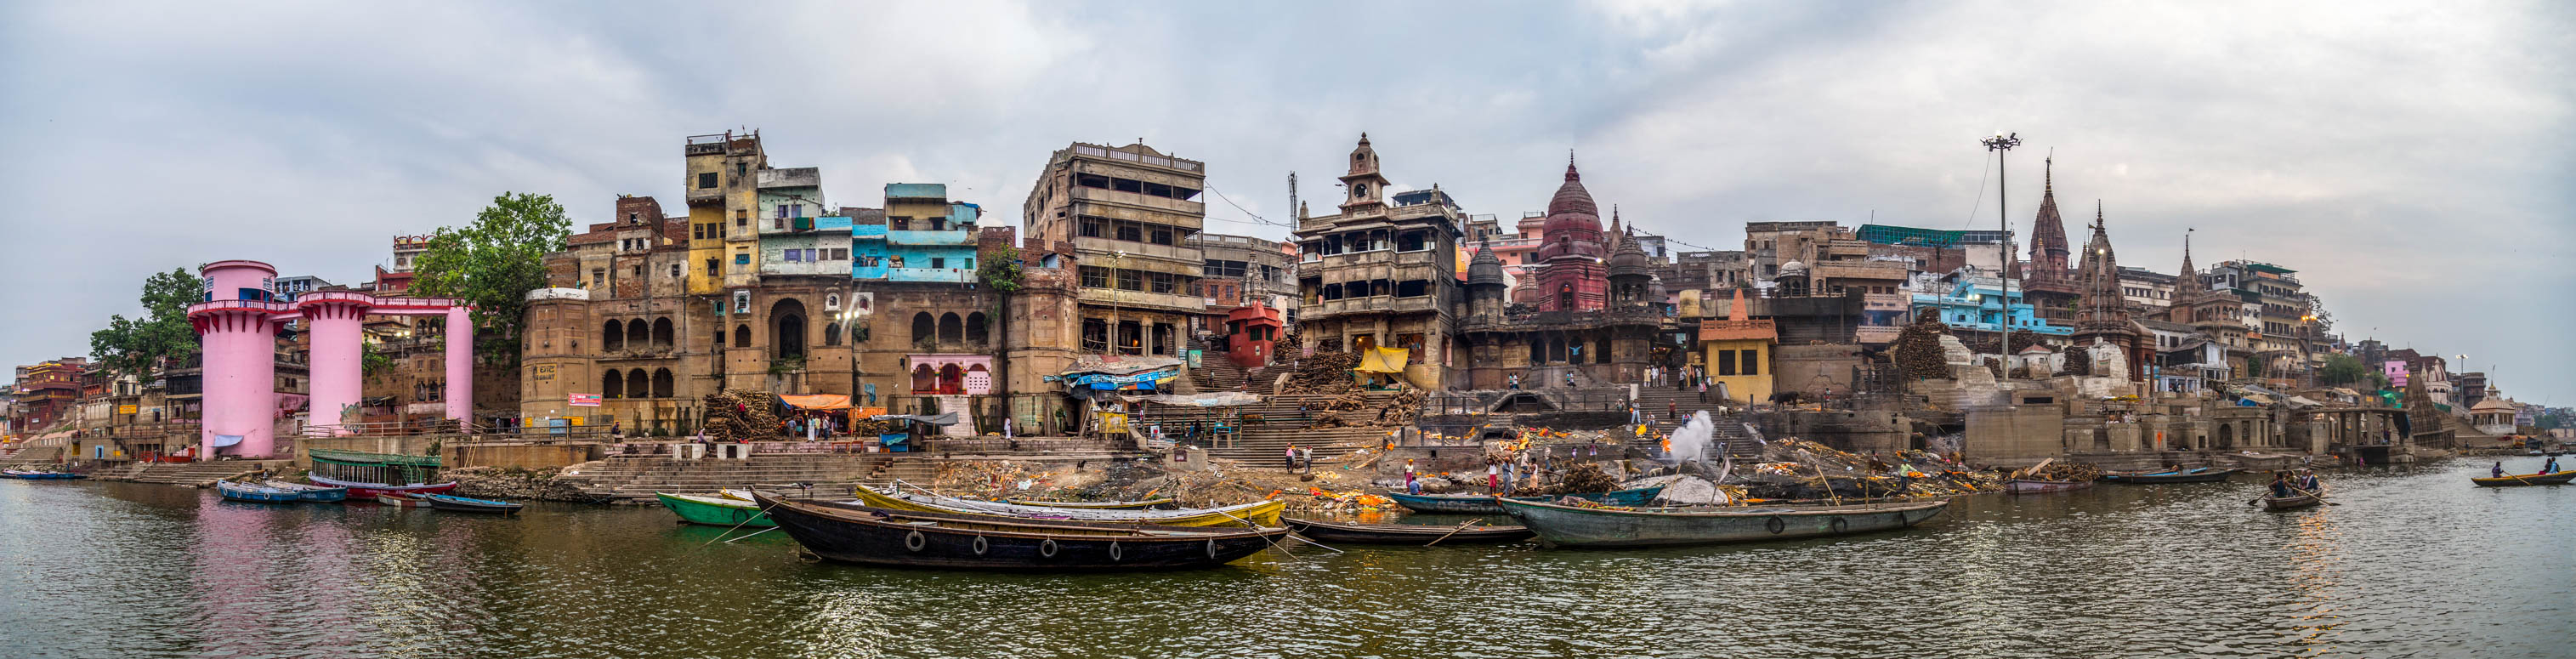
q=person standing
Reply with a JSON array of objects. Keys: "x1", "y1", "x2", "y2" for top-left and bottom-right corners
[
  {"x1": 1486, "y1": 457, "x2": 1501, "y2": 493},
  {"x1": 1697, "y1": 380, "x2": 1709, "y2": 403},
  {"x1": 1508, "y1": 373, "x2": 1521, "y2": 390},
  {"x1": 1285, "y1": 444, "x2": 1298, "y2": 471},
  {"x1": 1406, "y1": 459, "x2": 1421, "y2": 495},
  {"x1": 1002, "y1": 417, "x2": 1013, "y2": 440},
  {"x1": 1668, "y1": 401, "x2": 1679, "y2": 424}
]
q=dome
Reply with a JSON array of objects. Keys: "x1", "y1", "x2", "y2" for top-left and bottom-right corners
[
  {"x1": 1467, "y1": 248, "x2": 1506, "y2": 287},
  {"x1": 1778, "y1": 260, "x2": 1808, "y2": 277},
  {"x1": 1607, "y1": 231, "x2": 1651, "y2": 279},
  {"x1": 1546, "y1": 162, "x2": 1599, "y2": 218}
]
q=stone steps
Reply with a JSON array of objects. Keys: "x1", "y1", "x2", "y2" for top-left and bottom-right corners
[{"x1": 564, "y1": 454, "x2": 886, "y2": 503}]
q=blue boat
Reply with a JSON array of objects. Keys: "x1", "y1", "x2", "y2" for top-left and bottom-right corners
[
  {"x1": 420, "y1": 493, "x2": 524, "y2": 514},
  {"x1": 1388, "y1": 486, "x2": 1668, "y2": 515},
  {"x1": 3, "y1": 469, "x2": 85, "y2": 480},
  {"x1": 216, "y1": 480, "x2": 303, "y2": 503},
  {"x1": 264, "y1": 480, "x2": 349, "y2": 503}
]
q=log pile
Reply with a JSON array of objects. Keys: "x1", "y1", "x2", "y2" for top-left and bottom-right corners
[
  {"x1": 2010, "y1": 459, "x2": 2101, "y2": 482},
  {"x1": 1284, "y1": 350, "x2": 1363, "y2": 395},
  {"x1": 1892, "y1": 315, "x2": 1954, "y2": 380},
  {"x1": 701, "y1": 389, "x2": 783, "y2": 440}
]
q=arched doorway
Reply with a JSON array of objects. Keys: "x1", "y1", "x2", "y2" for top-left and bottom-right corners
[
  {"x1": 966, "y1": 313, "x2": 988, "y2": 344},
  {"x1": 2216, "y1": 423, "x2": 2234, "y2": 449},
  {"x1": 912, "y1": 313, "x2": 935, "y2": 348},
  {"x1": 626, "y1": 370, "x2": 649, "y2": 399},
  {"x1": 627, "y1": 319, "x2": 649, "y2": 349},
  {"x1": 771, "y1": 298, "x2": 807, "y2": 360},
  {"x1": 910, "y1": 364, "x2": 937, "y2": 393},
  {"x1": 733, "y1": 324, "x2": 751, "y2": 348},
  {"x1": 602, "y1": 320, "x2": 625, "y2": 352},
  {"x1": 602, "y1": 369, "x2": 624, "y2": 398},
  {"x1": 824, "y1": 322, "x2": 842, "y2": 346},
  {"x1": 651, "y1": 368, "x2": 674, "y2": 398},
  {"x1": 939, "y1": 313, "x2": 962, "y2": 344},
  {"x1": 652, "y1": 317, "x2": 674, "y2": 349},
  {"x1": 938, "y1": 364, "x2": 964, "y2": 394}
]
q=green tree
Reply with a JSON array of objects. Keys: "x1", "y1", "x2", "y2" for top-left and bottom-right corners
[
  {"x1": 89, "y1": 268, "x2": 203, "y2": 378},
  {"x1": 2318, "y1": 353, "x2": 2371, "y2": 386},
  {"x1": 413, "y1": 192, "x2": 572, "y2": 363}
]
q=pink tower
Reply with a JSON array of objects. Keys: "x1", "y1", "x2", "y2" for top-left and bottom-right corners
[{"x1": 190, "y1": 260, "x2": 286, "y2": 458}]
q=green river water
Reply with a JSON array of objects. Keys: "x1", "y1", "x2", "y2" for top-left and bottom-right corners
[{"x1": 1, "y1": 458, "x2": 2568, "y2": 658}]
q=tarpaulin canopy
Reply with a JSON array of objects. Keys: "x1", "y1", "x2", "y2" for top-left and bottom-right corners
[
  {"x1": 871, "y1": 412, "x2": 959, "y2": 426},
  {"x1": 1130, "y1": 392, "x2": 1262, "y2": 407},
  {"x1": 780, "y1": 394, "x2": 854, "y2": 410},
  {"x1": 1356, "y1": 346, "x2": 1410, "y2": 373}
]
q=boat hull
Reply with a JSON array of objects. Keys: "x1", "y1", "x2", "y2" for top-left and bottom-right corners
[
  {"x1": 215, "y1": 480, "x2": 303, "y2": 503},
  {"x1": 1501, "y1": 498, "x2": 1949, "y2": 548},
  {"x1": 306, "y1": 474, "x2": 458, "y2": 499},
  {"x1": 1284, "y1": 518, "x2": 1534, "y2": 544},
  {"x1": 1387, "y1": 486, "x2": 1669, "y2": 515},
  {"x1": 757, "y1": 494, "x2": 1290, "y2": 571},
  {"x1": 1005, "y1": 497, "x2": 1174, "y2": 510},
  {"x1": 3, "y1": 470, "x2": 84, "y2": 480},
  {"x1": 2102, "y1": 469, "x2": 2238, "y2": 484},
  {"x1": 2005, "y1": 479, "x2": 2095, "y2": 494},
  {"x1": 376, "y1": 493, "x2": 431, "y2": 508},
  {"x1": 854, "y1": 487, "x2": 1284, "y2": 527},
  {"x1": 422, "y1": 494, "x2": 524, "y2": 514},
  {"x1": 657, "y1": 492, "x2": 775, "y2": 527},
  {"x1": 2263, "y1": 493, "x2": 2321, "y2": 511},
  {"x1": 2471, "y1": 472, "x2": 2576, "y2": 487},
  {"x1": 264, "y1": 480, "x2": 349, "y2": 503}
]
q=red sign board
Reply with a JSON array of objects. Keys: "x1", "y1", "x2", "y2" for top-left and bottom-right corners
[{"x1": 569, "y1": 394, "x2": 602, "y2": 406}]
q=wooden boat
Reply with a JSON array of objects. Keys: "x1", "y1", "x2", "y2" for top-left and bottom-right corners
[
  {"x1": 2004, "y1": 479, "x2": 2094, "y2": 494},
  {"x1": 376, "y1": 492, "x2": 431, "y2": 508},
  {"x1": 754, "y1": 493, "x2": 1291, "y2": 571},
  {"x1": 2102, "y1": 468, "x2": 2239, "y2": 485},
  {"x1": 264, "y1": 480, "x2": 349, "y2": 503},
  {"x1": 1499, "y1": 497, "x2": 1950, "y2": 548},
  {"x1": 656, "y1": 492, "x2": 775, "y2": 527},
  {"x1": 1387, "y1": 486, "x2": 1670, "y2": 515},
  {"x1": 854, "y1": 486, "x2": 1285, "y2": 527},
  {"x1": 2470, "y1": 471, "x2": 2576, "y2": 487},
  {"x1": 307, "y1": 474, "x2": 458, "y2": 499},
  {"x1": 1283, "y1": 518, "x2": 1534, "y2": 545},
  {"x1": 1005, "y1": 497, "x2": 1175, "y2": 510},
  {"x1": 216, "y1": 480, "x2": 303, "y2": 503},
  {"x1": 2262, "y1": 491, "x2": 2323, "y2": 511},
  {"x1": 420, "y1": 493, "x2": 524, "y2": 514},
  {"x1": 3, "y1": 469, "x2": 85, "y2": 480}
]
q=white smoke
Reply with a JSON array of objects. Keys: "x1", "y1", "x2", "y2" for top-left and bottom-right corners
[{"x1": 1665, "y1": 410, "x2": 1714, "y2": 467}]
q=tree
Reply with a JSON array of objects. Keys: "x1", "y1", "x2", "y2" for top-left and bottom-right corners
[
  {"x1": 89, "y1": 268, "x2": 203, "y2": 378},
  {"x1": 412, "y1": 192, "x2": 571, "y2": 363},
  {"x1": 2318, "y1": 353, "x2": 2371, "y2": 386}
]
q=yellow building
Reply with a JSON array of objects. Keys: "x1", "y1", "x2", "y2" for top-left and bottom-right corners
[
  {"x1": 1697, "y1": 288, "x2": 1776, "y2": 404},
  {"x1": 682, "y1": 131, "x2": 769, "y2": 294}
]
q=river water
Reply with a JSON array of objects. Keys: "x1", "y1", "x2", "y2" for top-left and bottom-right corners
[{"x1": 1, "y1": 458, "x2": 2567, "y2": 658}]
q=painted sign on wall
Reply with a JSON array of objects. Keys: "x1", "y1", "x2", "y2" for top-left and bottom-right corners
[{"x1": 569, "y1": 394, "x2": 601, "y2": 406}]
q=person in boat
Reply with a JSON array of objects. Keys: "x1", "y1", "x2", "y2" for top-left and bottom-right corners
[
  {"x1": 2492, "y1": 462, "x2": 2505, "y2": 478},
  {"x1": 2296, "y1": 470, "x2": 2321, "y2": 495},
  {"x1": 2545, "y1": 456, "x2": 2559, "y2": 474},
  {"x1": 2269, "y1": 472, "x2": 2292, "y2": 497}
]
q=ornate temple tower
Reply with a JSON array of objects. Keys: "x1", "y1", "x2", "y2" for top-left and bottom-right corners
[
  {"x1": 2021, "y1": 157, "x2": 2080, "y2": 320},
  {"x1": 1532, "y1": 156, "x2": 1608, "y2": 312},
  {"x1": 2070, "y1": 203, "x2": 2149, "y2": 381},
  {"x1": 1607, "y1": 228, "x2": 1654, "y2": 307}
]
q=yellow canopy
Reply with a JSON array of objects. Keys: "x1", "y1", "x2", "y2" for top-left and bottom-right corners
[{"x1": 1357, "y1": 346, "x2": 1410, "y2": 373}]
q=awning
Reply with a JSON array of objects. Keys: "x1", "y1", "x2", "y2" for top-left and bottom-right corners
[
  {"x1": 780, "y1": 394, "x2": 854, "y2": 410},
  {"x1": 1356, "y1": 346, "x2": 1410, "y2": 373},
  {"x1": 871, "y1": 412, "x2": 959, "y2": 426},
  {"x1": 1131, "y1": 392, "x2": 1262, "y2": 407}
]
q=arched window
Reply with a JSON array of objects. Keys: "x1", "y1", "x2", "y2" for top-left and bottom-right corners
[
  {"x1": 912, "y1": 312, "x2": 935, "y2": 348},
  {"x1": 734, "y1": 324, "x2": 751, "y2": 348},
  {"x1": 938, "y1": 364, "x2": 965, "y2": 395},
  {"x1": 910, "y1": 363, "x2": 938, "y2": 393},
  {"x1": 652, "y1": 368, "x2": 674, "y2": 398},
  {"x1": 602, "y1": 369, "x2": 624, "y2": 398},
  {"x1": 771, "y1": 298, "x2": 808, "y2": 361},
  {"x1": 966, "y1": 312, "x2": 989, "y2": 344},
  {"x1": 824, "y1": 322, "x2": 842, "y2": 346},
  {"x1": 939, "y1": 313, "x2": 963, "y2": 344},
  {"x1": 602, "y1": 320, "x2": 625, "y2": 352},
  {"x1": 651, "y1": 317, "x2": 674, "y2": 350},
  {"x1": 627, "y1": 319, "x2": 649, "y2": 349},
  {"x1": 627, "y1": 370, "x2": 649, "y2": 399},
  {"x1": 825, "y1": 293, "x2": 842, "y2": 310}
]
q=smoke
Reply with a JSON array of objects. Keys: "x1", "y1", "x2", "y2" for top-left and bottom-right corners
[{"x1": 1665, "y1": 410, "x2": 1714, "y2": 467}]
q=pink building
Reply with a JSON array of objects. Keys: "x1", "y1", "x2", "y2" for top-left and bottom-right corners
[{"x1": 188, "y1": 260, "x2": 473, "y2": 458}]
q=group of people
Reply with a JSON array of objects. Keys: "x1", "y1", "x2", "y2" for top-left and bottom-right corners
[
  {"x1": 2267, "y1": 469, "x2": 2324, "y2": 498},
  {"x1": 2496, "y1": 456, "x2": 2558, "y2": 478},
  {"x1": 1282, "y1": 444, "x2": 1316, "y2": 474}
]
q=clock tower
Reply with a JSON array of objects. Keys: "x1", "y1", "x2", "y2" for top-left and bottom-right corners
[{"x1": 1339, "y1": 133, "x2": 1389, "y2": 215}]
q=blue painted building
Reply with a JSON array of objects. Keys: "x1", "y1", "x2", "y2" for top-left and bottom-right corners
[
  {"x1": 1911, "y1": 272, "x2": 2071, "y2": 336},
  {"x1": 874, "y1": 184, "x2": 980, "y2": 284}
]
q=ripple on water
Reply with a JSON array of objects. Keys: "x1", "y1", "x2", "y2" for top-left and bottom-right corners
[{"x1": 2, "y1": 460, "x2": 2570, "y2": 658}]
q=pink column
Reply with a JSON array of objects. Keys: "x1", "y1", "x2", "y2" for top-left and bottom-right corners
[
  {"x1": 444, "y1": 305, "x2": 474, "y2": 424},
  {"x1": 199, "y1": 310, "x2": 280, "y2": 458},
  {"x1": 304, "y1": 300, "x2": 368, "y2": 435}
]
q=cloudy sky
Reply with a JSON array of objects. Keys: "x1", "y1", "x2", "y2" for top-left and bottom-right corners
[{"x1": 3, "y1": 1, "x2": 2569, "y2": 404}]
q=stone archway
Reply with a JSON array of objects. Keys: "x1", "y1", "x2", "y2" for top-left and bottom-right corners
[{"x1": 771, "y1": 298, "x2": 808, "y2": 361}]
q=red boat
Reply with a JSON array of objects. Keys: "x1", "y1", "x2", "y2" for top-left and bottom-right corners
[{"x1": 309, "y1": 474, "x2": 458, "y2": 499}]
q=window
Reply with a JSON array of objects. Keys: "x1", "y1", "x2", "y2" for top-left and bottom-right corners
[
  {"x1": 785, "y1": 250, "x2": 802, "y2": 263},
  {"x1": 1080, "y1": 266, "x2": 1109, "y2": 288},
  {"x1": 1079, "y1": 216, "x2": 1107, "y2": 238},
  {"x1": 963, "y1": 258, "x2": 973, "y2": 270},
  {"x1": 1115, "y1": 222, "x2": 1143, "y2": 242},
  {"x1": 1150, "y1": 227, "x2": 1173, "y2": 245},
  {"x1": 590, "y1": 269, "x2": 604, "y2": 287},
  {"x1": 693, "y1": 224, "x2": 705, "y2": 240},
  {"x1": 892, "y1": 217, "x2": 911, "y2": 230},
  {"x1": 1716, "y1": 349, "x2": 1738, "y2": 376},
  {"x1": 698, "y1": 173, "x2": 718, "y2": 189},
  {"x1": 1149, "y1": 272, "x2": 1176, "y2": 294},
  {"x1": 706, "y1": 258, "x2": 719, "y2": 276},
  {"x1": 931, "y1": 258, "x2": 945, "y2": 270},
  {"x1": 1740, "y1": 349, "x2": 1760, "y2": 376},
  {"x1": 1116, "y1": 269, "x2": 1143, "y2": 291},
  {"x1": 733, "y1": 290, "x2": 751, "y2": 313},
  {"x1": 669, "y1": 264, "x2": 682, "y2": 278},
  {"x1": 735, "y1": 210, "x2": 747, "y2": 227}
]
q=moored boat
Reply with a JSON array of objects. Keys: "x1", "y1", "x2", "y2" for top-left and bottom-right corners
[
  {"x1": 2262, "y1": 491, "x2": 2322, "y2": 511},
  {"x1": 1499, "y1": 497, "x2": 1950, "y2": 548},
  {"x1": 216, "y1": 480, "x2": 303, "y2": 503},
  {"x1": 656, "y1": 492, "x2": 775, "y2": 527},
  {"x1": 1005, "y1": 497, "x2": 1175, "y2": 510},
  {"x1": 2470, "y1": 471, "x2": 2576, "y2": 487},
  {"x1": 1283, "y1": 518, "x2": 1534, "y2": 545},
  {"x1": 376, "y1": 492, "x2": 431, "y2": 508},
  {"x1": 264, "y1": 480, "x2": 349, "y2": 503},
  {"x1": 1386, "y1": 486, "x2": 1670, "y2": 515},
  {"x1": 2102, "y1": 468, "x2": 2239, "y2": 485},
  {"x1": 2004, "y1": 479, "x2": 2094, "y2": 494},
  {"x1": 420, "y1": 493, "x2": 524, "y2": 514},
  {"x1": 307, "y1": 474, "x2": 459, "y2": 499},
  {"x1": 3, "y1": 469, "x2": 85, "y2": 480},
  {"x1": 854, "y1": 486, "x2": 1285, "y2": 527},
  {"x1": 754, "y1": 493, "x2": 1291, "y2": 571}
]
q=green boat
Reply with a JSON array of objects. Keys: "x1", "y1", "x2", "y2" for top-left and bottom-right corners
[{"x1": 655, "y1": 492, "x2": 775, "y2": 527}]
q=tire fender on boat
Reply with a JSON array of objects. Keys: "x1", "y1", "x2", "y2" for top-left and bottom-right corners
[
  {"x1": 1109, "y1": 541, "x2": 1124, "y2": 562},
  {"x1": 905, "y1": 530, "x2": 927, "y2": 552},
  {"x1": 1829, "y1": 516, "x2": 1849, "y2": 535},
  {"x1": 1206, "y1": 538, "x2": 1221, "y2": 560},
  {"x1": 1765, "y1": 515, "x2": 1786, "y2": 535},
  {"x1": 971, "y1": 535, "x2": 989, "y2": 556},
  {"x1": 1039, "y1": 538, "x2": 1059, "y2": 559}
]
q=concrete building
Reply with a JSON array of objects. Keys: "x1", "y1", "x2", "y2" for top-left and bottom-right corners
[
  {"x1": 273, "y1": 276, "x2": 334, "y2": 301},
  {"x1": 2114, "y1": 266, "x2": 2175, "y2": 314},
  {"x1": 1292, "y1": 134, "x2": 1467, "y2": 387},
  {"x1": 2209, "y1": 259, "x2": 2312, "y2": 383},
  {"x1": 1188, "y1": 232, "x2": 1298, "y2": 324},
  {"x1": 1744, "y1": 220, "x2": 1842, "y2": 283},
  {"x1": 1021, "y1": 141, "x2": 1209, "y2": 359},
  {"x1": 1697, "y1": 289, "x2": 1777, "y2": 404},
  {"x1": 1909, "y1": 268, "x2": 2072, "y2": 338}
]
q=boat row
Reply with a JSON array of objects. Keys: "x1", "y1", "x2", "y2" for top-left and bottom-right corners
[{"x1": 2, "y1": 469, "x2": 87, "y2": 480}]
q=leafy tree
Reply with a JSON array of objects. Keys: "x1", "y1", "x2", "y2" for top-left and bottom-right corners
[
  {"x1": 412, "y1": 192, "x2": 571, "y2": 363},
  {"x1": 2318, "y1": 353, "x2": 2371, "y2": 386},
  {"x1": 976, "y1": 246, "x2": 1024, "y2": 293},
  {"x1": 89, "y1": 268, "x2": 202, "y2": 378}
]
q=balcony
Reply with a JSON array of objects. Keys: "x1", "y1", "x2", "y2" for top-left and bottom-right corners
[
  {"x1": 1072, "y1": 236, "x2": 1201, "y2": 264},
  {"x1": 1303, "y1": 295, "x2": 1440, "y2": 319},
  {"x1": 1070, "y1": 186, "x2": 1206, "y2": 218},
  {"x1": 888, "y1": 268, "x2": 973, "y2": 284},
  {"x1": 1076, "y1": 288, "x2": 1206, "y2": 314},
  {"x1": 891, "y1": 228, "x2": 978, "y2": 246}
]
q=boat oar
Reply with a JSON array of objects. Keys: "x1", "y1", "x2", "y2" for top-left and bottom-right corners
[{"x1": 1421, "y1": 520, "x2": 1481, "y2": 548}]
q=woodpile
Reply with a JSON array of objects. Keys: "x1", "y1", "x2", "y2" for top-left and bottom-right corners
[
  {"x1": 1892, "y1": 315, "x2": 1954, "y2": 380},
  {"x1": 1284, "y1": 350, "x2": 1362, "y2": 395},
  {"x1": 700, "y1": 389, "x2": 783, "y2": 440},
  {"x1": 2010, "y1": 458, "x2": 2101, "y2": 482}
]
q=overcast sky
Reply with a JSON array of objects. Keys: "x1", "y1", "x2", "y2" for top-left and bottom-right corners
[{"x1": 3, "y1": 1, "x2": 2569, "y2": 404}]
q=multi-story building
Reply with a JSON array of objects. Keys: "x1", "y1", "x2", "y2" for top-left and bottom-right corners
[
  {"x1": 9, "y1": 358, "x2": 88, "y2": 433},
  {"x1": 1189, "y1": 232, "x2": 1298, "y2": 324},
  {"x1": 683, "y1": 131, "x2": 771, "y2": 293},
  {"x1": 1909, "y1": 270, "x2": 2072, "y2": 338},
  {"x1": 2209, "y1": 259, "x2": 2311, "y2": 382},
  {"x1": 272, "y1": 276, "x2": 334, "y2": 301},
  {"x1": 2456, "y1": 371, "x2": 2488, "y2": 408},
  {"x1": 1743, "y1": 220, "x2": 1842, "y2": 283},
  {"x1": 1462, "y1": 213, "x2": 1542, "y2": 298},
  {"x1": 2114, "y1": 266, "x2": 2175, "y2": 314},
  {"x1": 1293, "y1": 135, "x2": 1467, "y2": 387},
  {"x1": 390, "y1": 235, "x2": 430, "y2": 273},
  {"x1": 1022, "y1": 141, "x2": 1209, "y2": 359}
]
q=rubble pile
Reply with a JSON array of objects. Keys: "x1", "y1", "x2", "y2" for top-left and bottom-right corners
[
  {"x1": 448, "y1": 466, "x2": 596, "y2": 502},
  {"x1": 1728, "y1": 438, "x2": 1995, "y2": 501},
  {"x1": 700, "y1": 389, "x2": 783, "y2": 440}
]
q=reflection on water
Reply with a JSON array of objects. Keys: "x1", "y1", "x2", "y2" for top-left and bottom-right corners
[{"x1": 1, "y1": 460, "x2": 2569, "y2": 658}]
